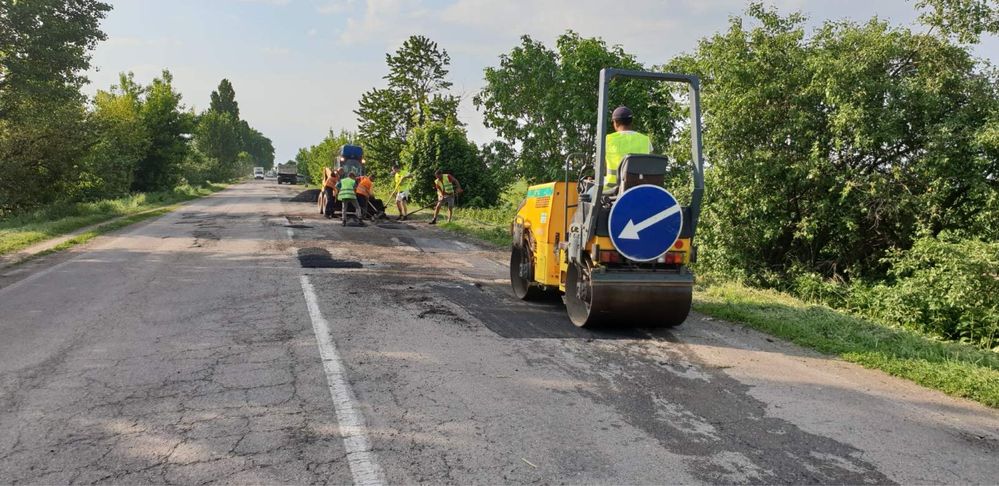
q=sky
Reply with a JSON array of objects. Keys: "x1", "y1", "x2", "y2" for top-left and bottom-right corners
[{"x1": 84, "y1": 0, "x2": 999, "y2": 163}]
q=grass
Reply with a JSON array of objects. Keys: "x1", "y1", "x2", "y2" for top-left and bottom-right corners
[
  {"x1": 0, "y1": 183, "x2": 225, "y2": 257},
  {"x1": 21, "y1": 207, "x2": 178, "y2": 263},
  {"x1": 695, "y1": 281, "x2": 999, "y2": 408}
]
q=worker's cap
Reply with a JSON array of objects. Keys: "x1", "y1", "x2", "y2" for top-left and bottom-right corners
[{"x1": 612, "y1": 106, "x2": 633, "y2": 121}]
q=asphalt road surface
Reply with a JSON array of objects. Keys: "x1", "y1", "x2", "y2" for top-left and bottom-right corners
[{"x1": 1, "y1": 181, "x2": 997, "y2": 485}]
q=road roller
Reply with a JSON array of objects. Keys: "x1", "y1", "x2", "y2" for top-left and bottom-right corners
[{"x1": 510, "y1": 68, "x2": 705, "y2": 328}]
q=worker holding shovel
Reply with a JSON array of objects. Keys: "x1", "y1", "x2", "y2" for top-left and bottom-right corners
[{"x1": 429, "y1": 170, "x2": 462, "y2": 225}]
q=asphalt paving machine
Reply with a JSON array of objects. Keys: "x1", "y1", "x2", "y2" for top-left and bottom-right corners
[
  {"x1": 510, "y1": 69, "x2": 705, "y2": 328},
  {"x1": 319, "y1": 144, "x2": 388, "y2": 221}
]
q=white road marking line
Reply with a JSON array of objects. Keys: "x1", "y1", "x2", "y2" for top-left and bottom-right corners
[{"x1": 300, "y1": 275, "x2": 385, "y2": 486}]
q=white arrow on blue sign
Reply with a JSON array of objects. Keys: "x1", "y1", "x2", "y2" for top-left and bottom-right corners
[{"x1": 608, "y1": 185, "x2": 683, "y2": 262}]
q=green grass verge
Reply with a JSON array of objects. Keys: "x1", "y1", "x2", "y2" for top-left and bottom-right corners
[
  {"x1": 21, "y1": 207, "x2": 178, "y2": 263},
  {"x1": 0, "y1": 184, "x2": 225, "y2": 256},
  {"x1": 439, "y1": 205, "x2": 517, "y2": 247},
  {"x1": 695, "y1": 282, "x2": 999, "y2": 408}
]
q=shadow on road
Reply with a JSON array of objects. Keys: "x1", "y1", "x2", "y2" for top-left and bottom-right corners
[{"x1": 436, "y1": 282, "x2": 672, "y2": 340}]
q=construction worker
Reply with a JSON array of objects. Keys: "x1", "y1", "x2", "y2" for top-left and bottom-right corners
[
  {"x1": 603, "y1": 105, "x2": 653, "y2": 192},
  {"x1": 391, "y1": 164, "x2": 414, "y2": 221},
  {"x1": 336, "y1": 171, "x2": 363, "y2": 226},
  {"x1": 356, "y1": 173, "x2": 374, "y2": 219},
  {"x1": 430, "y1": 169, "x2": 462, "y2": 225},
  {"x1": 321, "y1": 167, "x2": 338, "y2": 218}
]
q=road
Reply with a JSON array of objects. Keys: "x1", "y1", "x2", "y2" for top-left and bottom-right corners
[{"x1": 1, "y1": 181, "x2": 997, "y2": 485}]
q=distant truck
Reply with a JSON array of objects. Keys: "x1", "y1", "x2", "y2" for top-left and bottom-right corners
[
  {"x1": 277, "y1": 162, "x2": 298, "y2": 184},
  {"x1": 253, "y1": 167, "x2": 264, "y2": 179}
]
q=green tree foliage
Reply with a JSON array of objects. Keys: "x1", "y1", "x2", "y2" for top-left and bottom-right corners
[
  {"x1": 666, "y1": 5, "x2": 998, "y2": 282},
  {"x1": 239, "y1": 121, "x2": 275, "y2": 170},
  {"x1": 195, "y1": 111, "x2": 242, "y2": 170},
  {"x1": 209, "y1": 78, "x2": 240, "y2": 118},
  {"x1": 872, "y1": 234, "x2": 999, "y2": 349},
  {"x1": 916, "y1": 0, "x2": 999, "y2": 43},
  {"x1": 0, "y1": 0, "x2": 111, "y2": 212},
  {"x1": 297, "y1": 129, "x2": 355, "y2": 185},
  {"x1": 80, "y1": 73, "x2": 150, "y2": 199},
  {"x1": 479, "y1": 140, "x2": 518, "y2": 193},
  {"x1": 399, "y1": 122, "x2": 499, "y2": 207},
  {"x1": 475, "y1": 32, "x2": 678, "y2": 183},
  {"x1": 133, "y1": 70, "x2": 190, "y2": 192},
  {"x1": 0, "y1": 0, "x2": 111, "y2": 115},
  {"x1": 356, "y1": 35, "x2": 460, "y2": 176},
  {"x1": 191, "y1": 79, "x2": 275, "y2": 181}
]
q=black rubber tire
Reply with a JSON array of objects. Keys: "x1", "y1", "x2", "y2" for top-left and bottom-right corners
[
  {"x1": 510, "y1": 246, "x2": 546, "y2": 300},
  {"x1": 563, "y1": 260, "x2": 598, "y2": 327}
]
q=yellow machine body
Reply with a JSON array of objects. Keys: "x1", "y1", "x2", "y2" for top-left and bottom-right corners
[
  {"x1": 514, "y1": 182, "x2": 577, "y2": 288},
  {"x1": 514, "y1": 182, "x2": 692, "y2": 292}
]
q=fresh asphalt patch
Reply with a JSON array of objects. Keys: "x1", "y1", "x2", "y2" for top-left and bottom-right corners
[
  {"x1": 289, "y1": 189, "x2": 320, "y2": 202},
  {"x1": 297, "y1": 247, "x2": 363, "y2": 269}
]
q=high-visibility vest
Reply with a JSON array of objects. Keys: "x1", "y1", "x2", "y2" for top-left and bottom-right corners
[
  {"x1": 356, "y1": 176, "x2": 372, "y2": 197},
  {"x1": 604, "y1": 131, "x2": 651, "y2": 186},
  {"x1": 394, "y1": 170, "x2": 411, "y2": 192},
  {"x1": 338, "y1": 178, "x2": 357, "y2": 200},
  {"x1": 435, "y1": 174, "x2": 455, "y2": 194}
]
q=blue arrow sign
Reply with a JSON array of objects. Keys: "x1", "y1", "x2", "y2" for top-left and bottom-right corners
[{"x1": 608, "y1": 185, "x2": 683, "y2": 261}]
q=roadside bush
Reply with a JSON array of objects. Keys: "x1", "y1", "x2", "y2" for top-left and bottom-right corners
[
  {"x1": 400, "y1": 122, "x2": 500, "y2": 207},
  {"x1": 869, "y1": 234, "x2": 999, "y2": 349}
]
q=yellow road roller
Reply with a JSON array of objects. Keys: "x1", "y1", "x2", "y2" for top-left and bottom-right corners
[{"x1": 510, "y1": 68, "x2": 705, "y2": 328}]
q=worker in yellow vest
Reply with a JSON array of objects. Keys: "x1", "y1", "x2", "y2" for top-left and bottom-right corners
[
  {"x1": 430, "y1": 169, "x2": 462, "y2": 225},
  {"x1": 391, "y1": 164, "x2": 414, "y2": 221},
  {"x1": 336, "y1": 172, "x2": 363, "y2": 226},
  {"x1": 600, "y1": 105, "x2": 653, "y2": 194}
]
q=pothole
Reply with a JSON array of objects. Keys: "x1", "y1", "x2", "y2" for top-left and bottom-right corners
[{"x1": 297, "y1": 248, "x2": 363, "y2": 269}]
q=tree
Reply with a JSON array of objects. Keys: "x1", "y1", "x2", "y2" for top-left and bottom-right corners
[
  {"x1": 665, "y1": 5, "x2": 998, "y2": 282},
  {"x1": 81, "y1": 72, "x2": 151, "y2": 198},
  {"x1": 0, "y1": 0, "x2": 111, "y2": 212},
  {"x1": 356, "y1": 35, "x2": 459, "y2": 176},
  {"x1": 134, "y1": 70, "x2": 190, "y2": 191},
  {"x1": 209, "y1": 78, "x2": 239, "y2": 118},
  {"x1": 399, "y1": 122, "x2": 499, "y2": 207},
  {"x1": 916, "y1": 0, "x2": 999, "y2": 43},
  {"x1": 0, "y1": 0, "x2": 111, "y2": 116},
  {"x1": 239, "y1": 121, "x2": 275, "y2": 170},
  {"x1": 193, "y1": 111, "x2": 242, "y2": 180},
  {"x1": 475, "y1": 32, "x2": 678, "y2": 183},
  {"x1": 297, "y1": 129, "x2": 355, "y2": 185}
]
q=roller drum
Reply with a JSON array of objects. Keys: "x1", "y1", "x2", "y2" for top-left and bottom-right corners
[{"x1": 565, "y1": 264, "x2": 693, "y2": 328}]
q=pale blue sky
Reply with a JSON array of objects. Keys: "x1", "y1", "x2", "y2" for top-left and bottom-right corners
[{"x1": 84, "y1": 0, "x2": 998, "y2": 163}]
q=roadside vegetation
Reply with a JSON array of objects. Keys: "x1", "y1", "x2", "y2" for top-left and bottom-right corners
[
  {"x1": 1, "y1": 1, "x2": 275, "y2": 254},
  {"x1": 0, "y1": 183, "x2": 224, "y2": 256}
]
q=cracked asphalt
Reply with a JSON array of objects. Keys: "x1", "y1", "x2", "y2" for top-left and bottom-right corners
[{"x1": 1, "y1": 181, "x2": 997, "y2": 485}]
